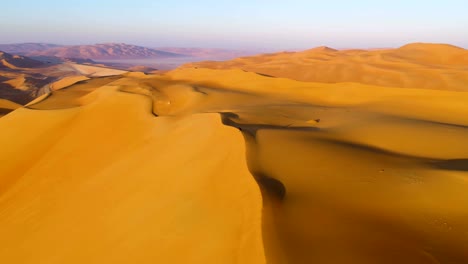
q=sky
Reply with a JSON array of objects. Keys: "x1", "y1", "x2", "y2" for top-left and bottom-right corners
[{"x1": 1, "y1": 0, "x2": 467, "y2": 50}]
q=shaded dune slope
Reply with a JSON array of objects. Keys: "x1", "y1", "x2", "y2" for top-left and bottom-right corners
[
  {"x1": 0, "y1": 51, "x2": 44, "y2": 69},
  {"x1": 1, "y1": 67, "x2": 468, "y2": 263}
]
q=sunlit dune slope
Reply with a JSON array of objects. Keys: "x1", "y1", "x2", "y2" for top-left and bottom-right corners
[
  {"x1": 183, "y1": 43, "x2": 468, "y2": 91},
  {"x1": 49, "y1": 75, "x2": 90, "y2": 91},
  {"x1": 0, "y1": 63, "x2": 468, "y2": 264},
  {"x1": 68, "y1": 63, "x2": 128, "y2": 77}
]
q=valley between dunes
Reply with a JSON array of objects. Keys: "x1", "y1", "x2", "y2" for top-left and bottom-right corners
[{"x1": 0, "y1": 44, "x2": 468, "y2": 263}]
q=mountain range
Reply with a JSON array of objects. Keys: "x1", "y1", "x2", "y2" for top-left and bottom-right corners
[
  {"x1": 25, "y1": 43, "x2": 183, "y2": 59},
  {"x1": 0, "y1": 43, "x2": 258, "y2": 60},
  {"x1": 0, "y1": 43, "x2": 60, "y2": 54}
]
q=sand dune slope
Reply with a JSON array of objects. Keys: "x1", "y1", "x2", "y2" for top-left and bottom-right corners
[
  {"x1": 68, "y1": 63, "x2": 127, "y2": 77},
  {"x1": 49, "y1": 75, "x2": 90, "y2": 91},
  {"x1": 0, "y1": 65, "x2": 467, "y2": 263}
]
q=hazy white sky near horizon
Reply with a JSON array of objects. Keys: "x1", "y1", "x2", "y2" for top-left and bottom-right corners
[{"x1": 1, "y1": 0, "x2": 467, "y2": 50}]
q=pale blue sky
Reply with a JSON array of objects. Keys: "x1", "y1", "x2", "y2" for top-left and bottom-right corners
[{"x1": 1, "y1": 0, "x2": 467, "y2": 50}]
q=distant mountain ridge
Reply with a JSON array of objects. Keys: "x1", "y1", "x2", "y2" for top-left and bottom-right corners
[
  {"x1": 0, "y1": 43, "x2": 262, "y2": 61},
  {"x1": 0, "y1": 43, "x2": 61, "y2": 54},
  {"x1": 24, "y1": 43, "x2": 184, "y2": 60}
]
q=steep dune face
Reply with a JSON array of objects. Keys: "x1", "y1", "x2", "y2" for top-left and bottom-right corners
[
  {"x1": 1, "y1": 65, "x2": 468, "y2": 263},
  {"x1": 183, "y1": 43, "x2": 468, "y2": 91}
]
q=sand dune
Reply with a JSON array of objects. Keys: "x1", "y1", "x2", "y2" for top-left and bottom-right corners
[
  {"x1": 3, "y1": 74, "x2": 27, "y2": 89},
  {"x1": 183, "y1": 43, "x2": 468, "y2": 91},
  {"x1": 0, "y1": 45, "x2": 468, "y2": 263},
  {"x1": 0, "y1": 51, "x2": 44, "y2": 69}
]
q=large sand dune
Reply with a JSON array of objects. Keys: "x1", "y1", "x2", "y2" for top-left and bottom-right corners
[{"x1": 0, "y1": 45, "x2": 468, "y2": 263}]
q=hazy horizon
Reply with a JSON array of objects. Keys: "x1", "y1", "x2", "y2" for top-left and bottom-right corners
[{"x1": 2, "y1": 0, "x2": 468, "y2": 50}]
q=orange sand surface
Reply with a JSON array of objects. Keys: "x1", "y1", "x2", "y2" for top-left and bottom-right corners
[{"x1": 0, "y1": 44, "x2": 468, "y2": 263}]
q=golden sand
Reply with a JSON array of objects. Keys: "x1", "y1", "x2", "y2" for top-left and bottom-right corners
[{"x1": 0, "y1": 44, "x2": 467, "y2": 263}]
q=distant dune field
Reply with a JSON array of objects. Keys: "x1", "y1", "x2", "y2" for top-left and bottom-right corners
[
  {"x1": 0, "y1": 44, "x2": 467, "y2": 263},
  {"x1": 184, "y1": 43, "x2": 468, "y2": 91}
]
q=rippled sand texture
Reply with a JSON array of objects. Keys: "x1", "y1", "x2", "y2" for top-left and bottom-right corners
[{"x1": 1, "y1": 44, "x2": 468, "y2": 263}]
